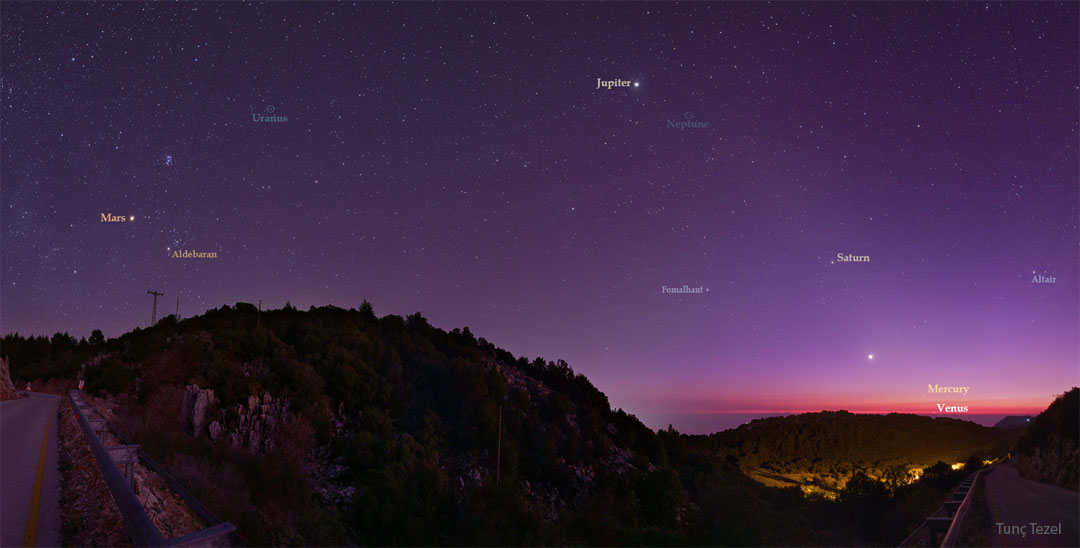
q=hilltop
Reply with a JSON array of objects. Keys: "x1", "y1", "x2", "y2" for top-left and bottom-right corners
[
  {"x1": 993, "y1": 415, "x2": 1035, "y2": 429},
  {"x1": 0, "y1": 302, "x2": 1024, "y2": 545}
]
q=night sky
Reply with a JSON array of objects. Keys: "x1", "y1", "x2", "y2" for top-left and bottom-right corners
[{"x1": 2, "y1": 2, "x2": 1077, "y2": 432}]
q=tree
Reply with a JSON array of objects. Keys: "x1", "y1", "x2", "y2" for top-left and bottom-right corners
[
  {"x1": 638, "y1": 467, "x2": 683, "y2": 527},
  {"x1": 359, "y1": 299, "x2": 375, "y2": 319}
]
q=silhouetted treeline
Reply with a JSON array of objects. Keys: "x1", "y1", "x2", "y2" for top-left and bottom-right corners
[
  {"x1": 0, "y1": 304, "x2": 1019, "y2": 545},
  {"x1": 2, "y1": 329, "x2": 104, "y2": 383}
]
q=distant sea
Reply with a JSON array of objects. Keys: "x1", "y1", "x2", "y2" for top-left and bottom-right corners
[{"x1": 650, "y1": 413, "x2": 1012, "y2": 435}]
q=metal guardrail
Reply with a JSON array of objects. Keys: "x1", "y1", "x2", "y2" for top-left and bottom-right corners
[
  {"x1": 109, "y1": 425, "x2": 243, "y2": 543},
  {"x1": 67, "y1": 390, "x2": 236, "y2": 547},
  {"x1": 941, "y1": 469, "x2": 983, "y2": 547},
  {"x1": 898, "y1": 469, "x2": 983, "y2": 548},
  {"x1": 69, "y1": 390, "x2": 166, "y2": 546}
]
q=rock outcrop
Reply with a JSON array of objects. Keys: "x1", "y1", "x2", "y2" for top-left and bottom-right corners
[
  {"x1": 1013, "y1": 388, "x2": 1080, "y2": 491},
  {"x1": 0, "y1": 357, "x2": 18, "y2": 401},
  {"x1": 1015, "y1": 444, "x2": 1080, "y2": 490},
  {"x1": 208, "y1": 421, "x2": 223, "y2": 441},
  {"x1": 228, "y1": 391, "x2": 290, "y2": 453},
  {"x1": 180, "y1": 384, "x2": 290, "y2": 454},
  {"x1": 182, "y1": 385, "x2": 215, "y2": 436}
]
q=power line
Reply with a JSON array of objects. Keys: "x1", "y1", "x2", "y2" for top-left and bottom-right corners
[{"x1": 147, "y1": 290, "x2": 164, "y2": 327}]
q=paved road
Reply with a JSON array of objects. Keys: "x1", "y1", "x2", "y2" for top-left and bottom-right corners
[
  {"x1": 1, "y1": 392, "x2": 61, "y2": 547},
  {"x1": 984, "y1": 465, "x2": 1080, "y2": 547}
]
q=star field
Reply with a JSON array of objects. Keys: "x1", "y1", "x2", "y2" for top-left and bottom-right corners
[{"x1": 2, "y1": 2, "x2": 1077, "y2": 432}]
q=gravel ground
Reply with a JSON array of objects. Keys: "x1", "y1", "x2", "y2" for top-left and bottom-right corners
[
  {"x1": 59, "y1": 394, "x2": 209, "y2": 544},
  {"x1": 955, "y1": 471, "x2": 993, "y2": 547},
  {"x1": 58, "y1": 401, "x2": 132, "y2": 547}
]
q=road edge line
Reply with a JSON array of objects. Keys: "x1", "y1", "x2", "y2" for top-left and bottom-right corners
[
  {"x1": 985, "y1": 468, "x2": 1007, "y2": 548},
  {"x1": 21, "y1": 399, "x2": 59, "y2": 548}
]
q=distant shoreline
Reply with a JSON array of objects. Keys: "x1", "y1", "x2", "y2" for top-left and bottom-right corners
[{"x1": 645, "y1": 412, "x2": 1022, "y2": 435}]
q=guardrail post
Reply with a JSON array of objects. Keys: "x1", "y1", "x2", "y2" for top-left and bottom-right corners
[
  {"x1": 67, "y1": 390, "x2": 239, "y2": 547},
  {"x1": 66, "y1": 390, "x2": 167, "y2": 547},
  {"x1": 943, "y1": 500, "x2": 962, "y2": 517},
  {"x1": 927, "y1": 517, "x2": 952, "y2": 546},
  {"x1": 941, "y1": 469, "x2": 984, "y2": 547},
  {"x1": 88, "y1": 417, "x2": 108, "y2": 438},
  {"x1": 108, "y1": 445, "x2": 140, "y2": 491}
]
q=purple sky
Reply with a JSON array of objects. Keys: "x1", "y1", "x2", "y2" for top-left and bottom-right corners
[{"x1": 2, "y1": 2, "x2": 1077, "y2": 433}]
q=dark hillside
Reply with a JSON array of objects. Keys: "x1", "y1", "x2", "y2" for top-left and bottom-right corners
[
  {"x1": 0, "y1": 303, "x2": 1021, "y2": 546},
  {"x1": 1013, "y1": 388, "x2": 1079, "y2": 491},
  {"x1": 700, "y1": 411, "x2": 1006, "y2": 482}
]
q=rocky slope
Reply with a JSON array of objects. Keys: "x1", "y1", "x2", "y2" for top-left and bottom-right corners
[
  {"x1": 1013, "y1": 388, "x2": 1079, "y2": 490},
  {"x1": 0, "y1": 356, "x2": 19, "y2": 400}
]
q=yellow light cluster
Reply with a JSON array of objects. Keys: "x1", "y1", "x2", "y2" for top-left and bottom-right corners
[{"x1": 905, "y1": 468, "x2": 923, "y2": 484}]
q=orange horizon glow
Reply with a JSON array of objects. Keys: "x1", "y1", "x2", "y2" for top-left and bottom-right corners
[
  {"x1": 625, "y1": 389, "x2": 1065, "y2": 419},
  {"x1": 652, "y1": 398, "x2": 1055, "y2": 416},
  {"x1": 678, "y1": 407, "x2": 1046, "y2": 416}
]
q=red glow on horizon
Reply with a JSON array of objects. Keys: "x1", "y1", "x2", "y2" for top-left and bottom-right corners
[{"x1": 683, "y1": 405, "x2": 1046, "y2": 415}]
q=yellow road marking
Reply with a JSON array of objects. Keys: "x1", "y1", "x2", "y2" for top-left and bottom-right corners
[{"x1": 21, "y1": 399, "x2": 59, "y2": 548}]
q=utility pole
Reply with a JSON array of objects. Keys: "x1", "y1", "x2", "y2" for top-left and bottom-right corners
[
  {"x1": 496, "y1": 404, "x2": 502, "y2": 487},
  {"x1": 147, "y1": 289, "x2": 164, "y2": 326},
  {"x1": 257, "y1": 299, "x2": 262, "y2": 328},
  {"x1": 175, "y1": 297, "x2": 180, "y2": 321}
]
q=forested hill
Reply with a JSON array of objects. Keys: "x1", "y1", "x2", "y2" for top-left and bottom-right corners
[
  {"x1": 3, "y1": 302, "x2": 733, "y2": 544},
  {"x1": 0, "y1": 302, "x2": 1014, "y2": 546},
  {"x1": 1014, "y1": 387, "x2": 1079, "y2": 490},
  {"x1": 699, "y1": 411, "x2": 1009, "y2": 478}
]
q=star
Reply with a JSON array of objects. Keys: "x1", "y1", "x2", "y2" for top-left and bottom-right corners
[{"x1": 1, "y1": 1, "x2": 1075, "y2": 453}]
